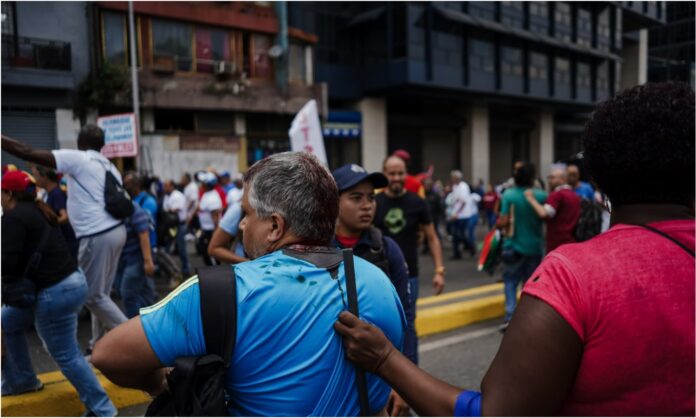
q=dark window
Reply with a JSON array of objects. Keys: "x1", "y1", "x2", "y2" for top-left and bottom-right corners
[
  {"x1": 392, "y1": 5, "x2": 407, "y2": 59},
  {"x1": 469, "y1": 2, "x2": 496, "y2": 21},
  {"x1": 154, "y1": 109, "x2": 195, "y2": 131},
  {"x1": 501, "y1": 1, "x2": 524, "y2": 28},
  {"x1": 597, "y1": 8, "x2": 611, "y2": 52},
  {"x1": 103, "y1": 12, "x2": 127, "y2": 65},
  {"x1": 555, "y1": 57, "x2": 571, "y2": 83},
  {"x1": 196, "y1": 111, "x2": 234, "y2": 133},
  {"x1": 577, "y1": 62, "x2": 591, "y2": 88},
  {"x1": 529, "y1": 52, "x2": 547, "y2": 80},
  {"x1": 251, "y1": 33, "x2": 273, "y2": 79},
  {"x1": 152, "y1": 18, "x2": 193, "y2": 71},
  {"x1": 596, "y1": 60, "x2": 610, "y2": 99},
  {"x1": 195, "y1": 28, "x2": 230, "y2": 73},
  {"x1": 470, "y1": 38, "x2": 494, "y2": 73},
  {"x1": 2, "y1": 2, "x2": 15, "y2": 35},
  {"x1": 555, "y1": 3, "x2": 572, "y2": 42},
  {"x1": 529, "y1": 2, "x2": 549, "y2": 34},
  {"x1": 577, "y1": 9, "x2": 592, "y2": 48},
  {"x1": 501, "y1": 46, "x2": 523, "y2": 76}
]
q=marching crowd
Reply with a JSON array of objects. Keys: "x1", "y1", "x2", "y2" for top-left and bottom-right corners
[{"x1": 0, "y1": 82, "x2": 693, "y2": 416}]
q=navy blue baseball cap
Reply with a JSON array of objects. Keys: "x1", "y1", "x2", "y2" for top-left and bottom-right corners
[{"x1": 332, "y1": 163, "x2": 388, "y2": 192}]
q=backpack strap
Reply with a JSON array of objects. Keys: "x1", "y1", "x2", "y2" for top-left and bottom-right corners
[
  {"x1": 638, "y1": 224, "x2": 695, "y2": 258},
  {"x1": 197, "y1": 265, "x2": 237, "y2": 367}
]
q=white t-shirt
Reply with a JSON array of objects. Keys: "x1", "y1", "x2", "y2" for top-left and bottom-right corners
[
  {"x1": 184, "y1": 182, "x2": 199, "y2": 219},
  {"x1": 198, "y1": 190, "x2": 223, "y2": 231},
  {"x1": 163, "y1": 189, "x2": 187, "y2": 223},
  {"x1": 52, "y1": 149, "x2": 122, "y2": 238},
  {"x1": 451, "y1": 182, "x2": 480, "y2": 219},
  {"x1": 226, "y1": 187, "x2": 243, "y2": 207}
]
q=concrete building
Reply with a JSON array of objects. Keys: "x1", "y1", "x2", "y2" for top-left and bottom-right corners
[
  {"x1": 1, "y1": 1, "x2": 93, "y2": 169},
  {"x1": 648, "y1": 1, "x2": 694, "y2": 87},
  {"x1": 289, "y1": 2, "x2": 665, "y2": 184}
]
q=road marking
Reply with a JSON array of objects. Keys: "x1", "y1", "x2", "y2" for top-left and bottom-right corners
[
  {"x1": 417, "y1": 283, "x2": 503, "y2": 307},
  {"x1": 419, "y1": 325, "x2": 501, "y2": 354}
]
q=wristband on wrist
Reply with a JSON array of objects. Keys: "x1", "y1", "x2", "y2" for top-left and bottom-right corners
[
  {"x1": 435, "y1": 266, "x2": 446, "y2": 275},
  {"x1": 454, "y1": 390, "x2": 482, "y2": 416}
]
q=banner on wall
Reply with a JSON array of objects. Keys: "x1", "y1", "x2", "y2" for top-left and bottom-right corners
[
  {"x1": 97, "y1": 113, "x2": 138, "y2": 158},
  {"x1": 288, "y1": 100, "x2": 328, "y2": 166}
]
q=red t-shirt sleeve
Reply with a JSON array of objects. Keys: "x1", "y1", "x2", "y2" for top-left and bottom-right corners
[
  {"x1": 522, "y1": 253, "x2": 588, "y2": 341},
  {"x1": 545, "y1": 190, "x2": 562, "y2": 210}
]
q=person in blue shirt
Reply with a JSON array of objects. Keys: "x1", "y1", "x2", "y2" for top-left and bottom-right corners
[
  {"x1": 124, "y1": 171, "x2": 158, "y2": 249},
  {"x1": 91, "y1": 152, "x2": 406, "y2": 416},
  {"x1": 567, "y1": 164, "x2": 595, "y2": 201},
  {"x1": 331, "y1": 163, "x2": 414, "y2": 416}
]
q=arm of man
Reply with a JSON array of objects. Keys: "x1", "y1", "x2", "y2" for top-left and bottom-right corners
[
  {"x1": 423, "y1": 223, "x2": 445, "y2": 295},
  {"x1": 496, "y1": 192, "x2": 510, "y2": 229},
  {"x1": 139, "y1": 230, "x2": 155, "y2": 276},
  {"x1": 91, "y1": 317, "x2": 168, "y2": 395},
  {"x1": 524, "y1": 189, "x2": 549, "y2": 219},
  {"x1": 335, "y1": 294, "x2": 582, "y2": 416},
  {"x1": 1, "y1": 135, "x2": 56, "y2": 168},
  {"x1": 208, "y1": 227, "x2": 248, "y2": 264},
  {"x1": 56, "y1": 208, "x2": 69, "y2": 225}
]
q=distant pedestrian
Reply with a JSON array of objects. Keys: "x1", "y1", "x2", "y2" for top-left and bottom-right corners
[
  {"x1": 448, "y1": 170, "x2": 480, "y2": 258},
  {"x1": 1, "y1": 170, "x2": 117, "y2": 416},
  {"x1": 525, "y1": 165, "x2": 581, "y2": 253},
  {"x1": 180, "y1": 172, "x2": 199, "y2": 233},
  {"x1": 208, "y1": 178, "x2": 248, "y2": 265},
  {"x1": 497, "y1": 162, "x2": 547, "y2": 325},
  {"x1": 482, "y1": 184, "x2": 499, "y2": 230},
  {"x1": 196, "y1": 173, "x2": 223, "y2": 266},
  {"x1": 567, "y1": 164, "x2": 595, "y2": 201},
  {"x1": 125, "y1": 171, "x2": 158, "y2": 250},
  {"x1": 162, "y1": 180, "x2": 191, "y2": 276},
  {"x1": 2, "y1": 125, "x2": 128, "y2": 352}
]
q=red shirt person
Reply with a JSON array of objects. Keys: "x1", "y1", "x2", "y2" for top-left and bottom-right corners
[{"x1": 525, "y1": 166, "x2": 581, "y2": 252}]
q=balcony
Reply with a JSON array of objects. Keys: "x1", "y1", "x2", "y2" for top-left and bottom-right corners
[
  {"x1": 1, "y1": 35, "x2": 75, "y2": 89},
  {"x1": 2, "y1": 35, "x2": 71, "y2": 71}
]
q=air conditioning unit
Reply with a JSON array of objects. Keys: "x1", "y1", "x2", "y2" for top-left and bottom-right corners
[{"x1": 214, "y1": 61, "x2": 235, "y2": 75}]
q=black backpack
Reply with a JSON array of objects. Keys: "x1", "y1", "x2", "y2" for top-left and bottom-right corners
[
  {"x1": 353, "y1": 227, "x2": 390, "y2": 277},
  {"x1": 146, "y1": 265, "x2": 237, "y2": 417},
  {"x1": 574, "y1": 199, "x2": 603, "y2": 242},
  {"x1": 72, "y1": 157, "x2": 134, "y2": 220}
]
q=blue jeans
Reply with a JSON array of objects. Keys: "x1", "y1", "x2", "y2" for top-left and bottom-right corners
[
  {"x1": 501, "y1": 248, "x2": 542, "y2": 322},
  {"x1": 175, "y1": 222, "x2": 191, "y2": 276},
  {"x1": 2, "y1": 270, "x2": 116, "y2": 416},
  {"x1": 403, "y1": 276, "x2": 419, "y2": 364},
  {"x1": 485, "y1": 209, "x2": 497, "y2": 230},
  {"x1": 466, "y1": 213, "x2": 479, "y2": 253},
  {"x1": 451, "y1": 218, "x2": 469, "y2": 258},
  {"x1": 115, "y1": 254, "x2": 157, "y2": 319}
]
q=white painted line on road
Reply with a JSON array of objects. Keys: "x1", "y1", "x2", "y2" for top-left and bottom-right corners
[{"x1": 419, "y1": 325, "x2": 501, "y2": 354}]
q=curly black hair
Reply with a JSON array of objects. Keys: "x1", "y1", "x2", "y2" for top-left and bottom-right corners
[{"x1": 583, "y1": 82, "x2": 695, "y2": 206}]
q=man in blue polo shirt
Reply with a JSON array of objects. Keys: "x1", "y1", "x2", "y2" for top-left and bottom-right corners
[{"x1": 91, "y1": 152, "x2": 406, "y2": 416}]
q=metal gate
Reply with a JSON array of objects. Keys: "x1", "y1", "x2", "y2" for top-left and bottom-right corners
[{"x1": 1, "y1": 109, "x2": 57, "y2": 171}]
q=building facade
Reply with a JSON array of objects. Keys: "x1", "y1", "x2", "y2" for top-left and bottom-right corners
[
  {"x1": 648, "y1": 1, "x2": 694, "y2": 87},
  {"x1": 289, "y1": 1, "x2": 665, "y2": 184}
]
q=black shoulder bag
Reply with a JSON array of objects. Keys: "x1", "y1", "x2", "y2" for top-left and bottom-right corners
[
  {"x1": 2, "y1": 224, "x2": 51, "y2": 308},
  {"x1": 146, "y1": 265, "x2": 237, "y2": 416},
  {"x1": 639, "y1": 224, "x2": 695, "y2": 258},
  {"x1": 72, "y1": 157, "x2": 134, "y2": 220}
]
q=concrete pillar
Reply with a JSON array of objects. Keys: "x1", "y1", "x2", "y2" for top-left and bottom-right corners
[
  {"x1": 533, "y1": 110, "x2": 554, "y2": 181},
  {"x1": 358, "y1": 98, "x2": 387, "y2": 172},
  {"x1": 55, "y1": 108, "x2": 80, "y2": 149},
  {"x1": 621, "y1": 29, "x2": 648, "y2": 89},
  {"x1": 461, "y1": 104, "x2": 489, "y2": 184},
  {"x1": 235, "y1": 113, "x2": 248, "y2": 173}
]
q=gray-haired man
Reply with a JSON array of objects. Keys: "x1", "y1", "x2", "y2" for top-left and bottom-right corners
[{"x1": 92, "y1": 152, "x2": 407, "y2": 416}]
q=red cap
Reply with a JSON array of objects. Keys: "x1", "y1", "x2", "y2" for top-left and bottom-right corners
[
  {"x1": 392, "y1": 149, "x2": 411, "y2": 162},
  {"x1": 1, "y1": 170, "x2": 35, "y2": 192}
]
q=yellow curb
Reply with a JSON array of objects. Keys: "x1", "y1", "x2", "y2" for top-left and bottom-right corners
[
  {"x1": 1, "y1": 368, "x2": 151, "y2": 417},
  {"x1": 416, "y1": 294, "x2": 505, "y2": 337},
  {"x1": 417, "y1": 283, "x2": 503, "y2": 307}
]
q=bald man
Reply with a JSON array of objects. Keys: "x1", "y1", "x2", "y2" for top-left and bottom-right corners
[
  {"x1": 524, "y1": 165, "x2": 581, "y2": 252},
  {"x1": 375, "y1": 155, "x2": 445, "y2": 365}
]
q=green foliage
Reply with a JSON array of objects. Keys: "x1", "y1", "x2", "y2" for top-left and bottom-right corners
[{"x1": 73, "y1": 62, "x2": 129, "y2": 123}]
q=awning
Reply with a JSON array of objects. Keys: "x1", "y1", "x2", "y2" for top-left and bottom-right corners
[{"x1": 323, "y1": 111, "x2": 361, "y2": 138}]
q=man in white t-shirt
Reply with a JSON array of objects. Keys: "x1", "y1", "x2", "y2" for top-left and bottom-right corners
[
  {"x1": 448, "y1": 170, "x2": 481, "y2": 259},
  {"x1": 2, "y1": 125, "x2": 128, "y2": 352},
  {"x1": 196, "y1": 173, "x2": 223, "y2": 266},
  {"x1": 163, "y1": 180, "x2": 190, "y2": 276},
  {"x1": 180, "y1": 172, "x2": 199, "y2": 225},
  {"x1": 226, "y1": 175, "x2": 244, "y2": 207}
]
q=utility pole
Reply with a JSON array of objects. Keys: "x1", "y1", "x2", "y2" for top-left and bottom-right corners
[
  {"x1": 128, "y1": 1, "x2": 141, "y2": 170},
  {"x1": 274, "y1": 1, "x2": 288, "y2": 95}
]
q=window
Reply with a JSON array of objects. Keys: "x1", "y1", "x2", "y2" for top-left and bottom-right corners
[
  {"x1": 529, "y1": 52, "x2": 547, "y2": 80},
  {"x1": 555, "y1": 3, "x2": 572, "y2": 42},
  {"x1": 289, "y1": 42, "x2": 307, "y2": 83},
  {"x1": 501, "y1": 46, "x2": 523, "y2": 76},
  {"x1": 597, "y1": 61, "x2": 609, "y2": 98},
  {"x1": 152, "y1": 18, "x2": 193, "y2": 72},
  {"x1": 577, "y1": 62, "x2": 591, "y2": 88},
  {"x1": 555, "y1": 57, "x2": 570, "y2": 84},
  {"x1": 501, "y1": 2, "x2": 524, "y2": 28},
  {"x1": 251, "y1": 33, "x2": 272, "y2": 79},
  {"x1": 529, "y1": 2, "x2": 549, "y2": 34},
  {"x1": 195, "y1": 28, "x2": 230, "y2": 73},
  {"x1": 468, "y1": 3, "x2": 495, "y2": 21},
  {"x1": 576, "y1": 9, "x2": 592, "y2": 48},
  {"x1": 597, "y1": 9, "x2": 611, "y2": 52},
  {"x1": 529, "y1": 2, "x2": 548, "y2": 18},
  {"x1": 1, "y1": 2, "x2": 14, "y2": 35},
  {"x1": 103, "y1": 12, "x2": 127, "y2": 65},
  {"x1": 470, "y1": 39, "x2": 494, "y2": 73}
]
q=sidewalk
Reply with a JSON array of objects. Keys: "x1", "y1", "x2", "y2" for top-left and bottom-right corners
[{"x1": 1, "y1": 223, "x2": 505, "y2": 416}]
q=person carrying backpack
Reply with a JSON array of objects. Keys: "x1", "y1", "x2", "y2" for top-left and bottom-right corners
[
  {"x1": 91, "y1": 152, "x2": 406, "y2": 416},
  {"x1": 2, "y1": 125, "x2": 129, "y2": 353}
]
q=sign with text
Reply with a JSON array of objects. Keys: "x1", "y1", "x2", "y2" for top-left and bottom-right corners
[
  {"x1": 289, "y1": 100, "x2": 328, "y2": 166},
  {"x1": 97, "y1": 113, "x2": 138, "y2": 158}
]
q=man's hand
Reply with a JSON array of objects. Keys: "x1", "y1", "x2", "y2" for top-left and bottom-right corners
[
  {"x1": 144, "y1": 258, "x2": 156, "y2": 277},
  {"x1": 523, "y1": 189, "x2": 535, "y2": 200},
  {"x1": 387, "y1": 390, "x2": 411, "y2": 416},
  {"x1": 333, "y1": 311, "x2": 396, "y2": 375},
  {"x1": 432, "y1": 273, "x2": 445, "y2": 295}
]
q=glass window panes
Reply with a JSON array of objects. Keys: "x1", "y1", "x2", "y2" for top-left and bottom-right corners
[
  {"x1": 152, "y1": 18, "x2": 193, "y2": 72},
  {"x1": 252, "y1": 33, "x2": 272, "y2": 79},
  {"x1": 555, "y1": 57, "x2": 570, "y2": 83},
  {"x1": 529, "y1": 52, "x2": 547, "y2": 80},
  {"x1": 103, "y1": 12, "x2": 127, "y2": 65},
  {"x1": 196, "y1": 28, "x2": 230, "y2": 73},
  {"x1": 577, "y1": 62, "x2": 591, "y2": 88},
  {"x1": 502, "y1": 46, "x2": 523, "y2": 76},
  {"x1": 470, "y1": 39, "x2": 494, "y2": 73}
]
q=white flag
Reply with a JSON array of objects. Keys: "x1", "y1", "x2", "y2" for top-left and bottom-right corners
[{"x1": 289, "y1": 100, "x2": 328, "y2": 166}]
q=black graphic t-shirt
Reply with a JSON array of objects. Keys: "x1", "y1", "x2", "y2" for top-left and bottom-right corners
[{"x1": 375, "y1": 192, "x2": 432, "y2": 277}]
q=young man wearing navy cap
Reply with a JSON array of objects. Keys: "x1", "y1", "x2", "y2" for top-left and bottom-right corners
[{"x1": 331, "y1": 163, "x2": 414, "y2": 416}]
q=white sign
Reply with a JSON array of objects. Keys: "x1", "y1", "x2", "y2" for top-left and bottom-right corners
[
  {"x1": 97, "y1": 113, "x2": 138, "y2": 158},
  {"x1": 288, "y1": 100, "x2": 327, "y2": 166}
]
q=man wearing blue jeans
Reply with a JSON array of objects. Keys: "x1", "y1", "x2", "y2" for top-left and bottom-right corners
[
  {"x1": 496, "y1": 162, "x2": 547, "y2": 326},
  {"x1": 448, "y1": 170, "x2": 480, "y2": 258}
]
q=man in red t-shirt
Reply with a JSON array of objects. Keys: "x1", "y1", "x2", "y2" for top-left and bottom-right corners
[{"x1": 524, "y1": 166, "x2": 580, "y2": 252}]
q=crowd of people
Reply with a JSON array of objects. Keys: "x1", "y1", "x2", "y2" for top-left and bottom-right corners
[{"x1": 0, "y1": 81, "x2": 693, "y2": 416}]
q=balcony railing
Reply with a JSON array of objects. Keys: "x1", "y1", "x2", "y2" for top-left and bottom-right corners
[{"x1": 1, "y1": 35, "x2": 71, "y2": 71}]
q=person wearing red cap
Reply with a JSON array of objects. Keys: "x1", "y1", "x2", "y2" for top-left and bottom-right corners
[{"x1": 1, "y1": 170, "x2": 117, "y2": 415}]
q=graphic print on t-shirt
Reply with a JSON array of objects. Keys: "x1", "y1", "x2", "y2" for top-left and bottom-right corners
[{"x1": 383, "y1": 207, "x2": 406, "y2": 234}]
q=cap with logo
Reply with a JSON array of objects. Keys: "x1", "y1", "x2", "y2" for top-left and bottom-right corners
[
  {"x1": 1, "y1": 170, "x2": 36, "y2": 193},
  {"x1": 331, "y1": 163, "x2": 388, "y2": 193}
]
